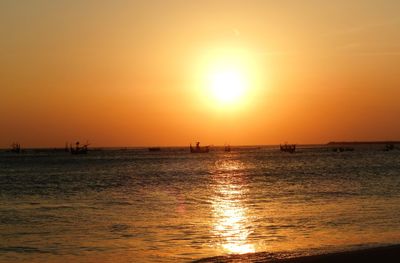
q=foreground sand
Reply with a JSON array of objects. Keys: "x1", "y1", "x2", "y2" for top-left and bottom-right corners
[{"x1": 194, "y1": 245, "x2": 400, "y2": 262}]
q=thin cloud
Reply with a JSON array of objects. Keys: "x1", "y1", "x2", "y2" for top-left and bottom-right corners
[{"x1": 323, "y1": 18, "x2": 400, "y2": 37}]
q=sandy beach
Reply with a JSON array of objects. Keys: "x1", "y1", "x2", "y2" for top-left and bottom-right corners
[{"x1": 194, "y1": 245, "x2": 400, "y2": 262}]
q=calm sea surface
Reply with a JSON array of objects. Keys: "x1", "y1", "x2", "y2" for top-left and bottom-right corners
[{"x1": 1, "y1": 146, "x2": 400, "y2": 262}]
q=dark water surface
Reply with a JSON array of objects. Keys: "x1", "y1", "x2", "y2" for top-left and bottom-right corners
[{"x1": 1, "y1": 146, "x2": 400, "y2": 262}]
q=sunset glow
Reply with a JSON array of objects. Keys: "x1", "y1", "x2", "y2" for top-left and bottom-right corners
[
  {"x1": 0, "y1": 0, "x2": 399, "y2": 148},
  {"x1": 2, "y1": 2, "x2": 400, "y2": 263}
]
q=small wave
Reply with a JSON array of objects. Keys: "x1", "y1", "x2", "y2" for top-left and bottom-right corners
[
  {"x1": 110, "y1": 223, "x2": 130, "y2": 232},
  {"x1": 0, "y1": 246, "x2": 50, "y2": 254},
  {"x1": 37, "y1": 205, "x2": 75, "y2": 211}
]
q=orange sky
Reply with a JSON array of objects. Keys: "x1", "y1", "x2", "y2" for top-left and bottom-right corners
[{"x1": 1, "y1": 0, "x2": 400, "y2": 147}]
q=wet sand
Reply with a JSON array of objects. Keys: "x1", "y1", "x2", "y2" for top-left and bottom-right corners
[{"x1": 194, "y1": 245, "x2": 400, "y2": 262}]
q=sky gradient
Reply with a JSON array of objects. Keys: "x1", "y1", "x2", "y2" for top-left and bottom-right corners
[{"x1": 1, "y1": 0, "x2": 400, "y2": 147}]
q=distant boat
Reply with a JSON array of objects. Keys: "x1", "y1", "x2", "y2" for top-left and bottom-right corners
[
  {"x1": 10, "y1": 142, "x2": 21, "y2": 153},
  {"x1": 332, "y1": 147, "x2": 354, "y2": 152},
  {"x1": 224, "y1": 145, "x2": 231, "y2": 152},
  {"x1": 190, "y1": 142, "x2": 209, "y2": 153},
  {"x1": 384, "y1": 144, "x2": 395, "y2": 151},
  {"x1": 70, "y1": 141, "x2": 89, "y2": 155},
  {"x1": 148, "y1": 147, "x2": 161, "y2": 152},
  {"x1": 280, "y1": 143, "x2": 296, "y2": 153}
]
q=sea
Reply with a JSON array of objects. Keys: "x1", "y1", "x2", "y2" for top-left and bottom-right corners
[{"x1": 1, "y1": 145, "x2": 400, "y2": 262}]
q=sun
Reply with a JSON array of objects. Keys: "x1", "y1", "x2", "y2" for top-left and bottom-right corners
[
  {"x1": 193, "y1": 46, "x2": 264, "y2": 111},
  {"x1": 210, "y1": 68, "x2": 248, "y2": 104}
]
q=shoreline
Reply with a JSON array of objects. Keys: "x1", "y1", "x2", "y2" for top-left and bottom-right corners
[{"x1": 194, "y1": 244, "x2": 400, "y2": 262}]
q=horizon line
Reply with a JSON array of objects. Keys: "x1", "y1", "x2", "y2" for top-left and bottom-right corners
[{"x1": 2, "y1": 140, "x2": 400, "y2": 150}]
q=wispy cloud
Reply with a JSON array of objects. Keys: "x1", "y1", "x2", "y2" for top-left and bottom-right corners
[{"x1": 323, "y1": 18, "x2": 400, "y2": 37}]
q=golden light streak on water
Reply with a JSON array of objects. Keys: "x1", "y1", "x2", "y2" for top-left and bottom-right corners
[{"x1": 211, "y1": 159, "x2": 256, "y2": 254}]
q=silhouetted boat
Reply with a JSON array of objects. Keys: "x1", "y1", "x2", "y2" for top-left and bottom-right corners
[
  {"x1": 70, "y1": 141, "x2": 89, "y2": 155},
  {"x1": 280, "y1": 143, "x2": 296, "y2": 153},
  {"x1": 10, "y1": 142, "x2": 21, "y2": 153},
  {"x1": 384, "y1": 144, "x2": 395, "y2": 151},
  {"x1": 148, "y1": 147, "x2": 161, "y2": 152},
  {"x1": 190, "y1": 142, "x2": 209, "y2": 153},
  {"x1": 332, "y1": 147, "x2": 354, "y2": 152}
]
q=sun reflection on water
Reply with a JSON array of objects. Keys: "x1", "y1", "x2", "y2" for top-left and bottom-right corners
[{"x1": 211, "y1": 159, "x2": 255, "y2": 254}]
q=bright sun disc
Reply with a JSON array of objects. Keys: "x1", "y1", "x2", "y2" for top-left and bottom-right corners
[
  {"x1": 194, "y1": 47, "x2": 264, "y2": 111},
  {"x1": 210, "y1": 68, "x2": 247, "y2": 103}
]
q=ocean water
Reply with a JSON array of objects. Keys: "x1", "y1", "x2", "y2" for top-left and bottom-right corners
[{"x1": 1, "y1": 146, "x2": 400, "y2": 262}]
